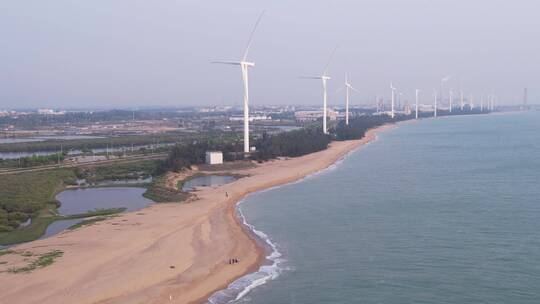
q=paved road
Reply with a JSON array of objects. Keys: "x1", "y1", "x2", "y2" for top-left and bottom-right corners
[{"x1": 0, "y1": 153, "x2": 167, "y2": 175}]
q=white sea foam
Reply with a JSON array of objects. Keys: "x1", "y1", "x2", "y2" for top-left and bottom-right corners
[
  {"x1": 206, "y1": 134, "x2": 382, "y2": 303},
  {"x1": 206, "y1": 199, "x2": 286, "y2": 304}
]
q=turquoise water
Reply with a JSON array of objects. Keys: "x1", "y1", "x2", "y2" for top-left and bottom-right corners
[{"x1": 219, "y1": 112, "x2": 540, "y2": 303}]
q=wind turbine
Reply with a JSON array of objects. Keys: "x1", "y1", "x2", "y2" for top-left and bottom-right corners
[
  {"x1": 415, "y1": 89, "x2": 419, "y2": 119},
  {"x1": 212, "y1": 11, "x2": 265, "y2": 153},
  {"x1": 301, "y1": 47, "x2": 337, "y2": 134},
  {"x1": 449, "y1": 90, "x2": 453, "y2": 113},
  {"x1": 480, "y1": 94, "x2": 484, "y2": 111},
  {"x1": 440, "y1": 75, "x2": 452, "y2": 106},
  {"x1": 433, "y1": 89, "x2": 438, "y2": 117},
  {"x1": 344, "y1": 75, "x2": 359, "y2": 125},
  {"x1": 390, "y1": 83, "x2": 396, "y2": 118},
  {"x1": 469, "y1": 94, "x2": 474, "y2": 110}
]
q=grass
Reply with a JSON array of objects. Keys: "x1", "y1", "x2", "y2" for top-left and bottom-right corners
[
  {"x1": 0, "y1": 159, "x2": 159, "y2": 246},
  {"x1": 0, "y1": 249, "x2": 14, "y2": 257},
  {"x1": 0, "y1": 208, "x2": 126, "y2": 246},
  {"x1": 143, "y1": 175, "x2": 190, "y2": 203},
  {"x1": 0, "y1": 168, "x2": 77, "y2": 232},
  {"x1": 77, "y1": 160, "x2": 159, "y2": 183},
  {"x1": 7, "y1": 250, "x2": 63, "y2": 273},
  {"x1": 67, "y1": 215, "x2": 117, "y2": 230}
]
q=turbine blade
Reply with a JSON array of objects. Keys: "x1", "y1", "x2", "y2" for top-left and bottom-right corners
[
  {"x1": 323, "y1": 46, "x2": 338, "y2": 76},
  {"x1": 335, "y1": 86, "x2": 345, "y2": 93},
  {"x1": 299, "y1": 76, "x2": 323, "y2": 79},
  {"x1": 211, "y1": 61, "x2": 242, "y2": 65},
  {"x1": 350, "y1": 86, "x2": 360, "y2": 93},
  {"x1": 242, "y1": 10, "x2": 266, "y2": 61}
]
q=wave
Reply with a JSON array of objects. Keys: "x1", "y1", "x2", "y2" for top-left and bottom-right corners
[
  {"x1": 206, "y1": 134, "x2": 381, "y2": 303},
  {"x1": 206, "y1": 198, "x2": 286, "y2": 304}
]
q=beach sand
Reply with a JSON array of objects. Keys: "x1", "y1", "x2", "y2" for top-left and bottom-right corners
[{"x1": 0, "y1": 125, "x2": 391, "y2": 304}]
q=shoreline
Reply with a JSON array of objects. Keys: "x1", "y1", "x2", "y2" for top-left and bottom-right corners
[
  {"x1": 183, "y1": 123, "x2": 396, "y2": 304},
  {"x1": 0, "y1": 124, "x2": 393, "y2": 304}
]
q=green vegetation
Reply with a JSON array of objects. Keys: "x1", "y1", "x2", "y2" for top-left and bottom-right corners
[
  {"x1": 0, "y1": 152, "x2": 67, "y2": 168},
  {"x1": 159, "y1": 140, "x2": 244, "y2": 173},
  {"x1": 0, "y1": 160, "x2": 159, "y2": 245},
  {"x1": 0, "y1": 249, "x2": 14, "y2": 257},
  {"x1": 0, "y1": 169, "x2": 77, "y2": 233},
  {"x1": 67, "y1": 215, "x2": 118, "y2": 230},
  {"x1": 254, "y1": 127, "x2": 331, "y2": 161},
  {"x1": 143, "y1": 176, "x2": 190, "y2": 202},
  {"x1": 0, "y1": 133, "x2": 181, "y2": 153},
  {"x1": 6, "y1": 250, "x2": 63, "y2": 273},
  {"x1": 76, "y1": 160, "x2": 160, "y2": 184},
  {"x1": 0, "y1": 208, "x2": 125, "y2": 245}
]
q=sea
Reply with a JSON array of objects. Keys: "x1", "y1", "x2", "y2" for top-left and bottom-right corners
[{"x1": 209, "y1": 111, "x2": 540, "y2": 304}]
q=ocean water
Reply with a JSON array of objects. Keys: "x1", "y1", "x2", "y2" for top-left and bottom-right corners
[{"x1": 223, "y1": 112, "x2": 540, "y2": 304}]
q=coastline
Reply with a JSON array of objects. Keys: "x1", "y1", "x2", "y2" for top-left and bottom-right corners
[{"x1": 0, "y1": 124, "x2": 393, "y2": 304}]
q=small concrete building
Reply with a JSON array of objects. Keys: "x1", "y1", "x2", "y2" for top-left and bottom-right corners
[{"x1": 205, "y1": 151, "x2": 223, "y2": 165}]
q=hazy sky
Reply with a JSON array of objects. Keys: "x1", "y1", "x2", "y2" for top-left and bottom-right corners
[{"x1": 1, "y1": 0, "x2": 538, "y2": 109}]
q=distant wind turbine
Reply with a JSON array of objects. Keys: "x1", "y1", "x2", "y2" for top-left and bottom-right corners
[
  {"x1": 449, "y1": 90, "x2": 453, "y2": 113},
  {"x1": 415, "y1": 89, "x2": 420, "y2": 119},
  {"x1": 480, "y1": 94, "x2": 484, "y2": 111},
  {"x1": 440, "y1": 75, "x2": 452, "y2": 106},
  {"x1": 344, "y1": 75, "x2": 359, "y2": 125},
  {"x1": 301, "y1": 47, "x2": 337, "y2": 134},
  {"x1": 390, "y1": 83, "x2": 396, "y2": 118},
  {"x1": 433, "y1": 89, "x2": 438, "y2": 117},
  {"x1": 212, "y1": 11, "x2": 265, "y2": 153}
]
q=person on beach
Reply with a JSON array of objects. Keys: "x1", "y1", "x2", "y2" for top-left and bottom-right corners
[{"x1": 226, "y1": 191, "x2": 229, "y2": 198}]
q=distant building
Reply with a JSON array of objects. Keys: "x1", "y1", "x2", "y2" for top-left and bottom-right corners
[
  {"x1": 205, "y1": 151, "x2": 223, "y2": 165},
  {"x1": 294, "y1": 109, "x2": 338, "y2": 122},
  {"x1": 229, "y1": 115, "x2": 270, "y2": 122},
  {"x1": 37, "y1": 108, "x2": 65, "y2": 115}
]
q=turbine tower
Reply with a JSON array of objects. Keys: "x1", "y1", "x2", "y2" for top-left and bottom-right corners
[
  {"x1": 433, "y1": 89, "x2": 438, "y2": 117},
  {"x1": 212, "y1": 11, "x2": 265, "y2": 153},
  {"x1": 440, "y1": 75, "x2": 452, "y2": 107},
  {"x1": 301, "y1": 47, "x2": 337, "y2": 134},
  {"x1": 460, "y1": 91, "x2": 464, "y2": 111},
  {"x1": 344, "y1": 75, "x2": 359, "y2": 125},
  {"x1": 480, "y1": 94, "x2": 484, "y2": 111},
  {"x1": 390, "y1": 83, "x2": 396, "y2": 118},
  {"x1": 449, "y1": 90, "x2": 453, "y2": 113},
  {"x1": 415, "y1": 89, "x2": 419, "y2": 119}
]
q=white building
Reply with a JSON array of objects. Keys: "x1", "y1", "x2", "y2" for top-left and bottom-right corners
[
  {"x1": 294, "y1": 109, "x2": 338, "y2": 122},
  {"x1": 229, "y1": 114, "x2": 270, "y2": 122},
  {"x1": 205, "y1": 151, "x2": 223, "y2": 165}
]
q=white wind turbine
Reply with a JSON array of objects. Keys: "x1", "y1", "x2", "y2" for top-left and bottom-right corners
[
  {"x1": 433, "y1": 89, "x2": 438, "y2": 117},
  {"x1": 480, "y1": 94, "x2": 484, "y2": 111},
  {"x1": 390, "y1": 83, "x2": 396, "y2": 118},
  {"x1": 449, "y1": 90, "x2": 453, "y2": 112},
  {"x1": 301, "y1": 47, "x2": 337, "y2": 134},
  {"x1": 344, "y1": 75, "x2": 359, "y2": 125},
  {"x1": 415, "y1": 89, "x2": 420, "y2": 119},
  {"x1": 212, "y1": 11, "x2": 265, "y2": 153}
]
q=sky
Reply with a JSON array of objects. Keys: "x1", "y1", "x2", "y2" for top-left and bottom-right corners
[{"x1": 0, "y1": 0, "x2": 538, "y2": 109}]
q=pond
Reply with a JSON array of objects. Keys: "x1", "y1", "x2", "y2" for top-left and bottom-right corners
[
  {"x1": 39, "y1": 187, "x2": 153, "y2": 240},
  {"x1": 182, "y1": 175, "x2": 237, "y2": 192}
]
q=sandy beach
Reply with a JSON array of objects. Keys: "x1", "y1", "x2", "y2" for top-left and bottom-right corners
[{"x1": 0, "y1": 125, "x2": 391, "y2": 304}]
